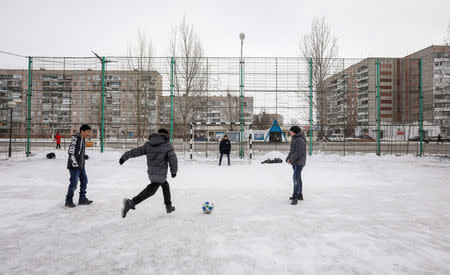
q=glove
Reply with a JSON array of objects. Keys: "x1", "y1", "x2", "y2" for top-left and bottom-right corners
[
  {"x1": 84, "y1": 155, "x2": 89, "y2": 160},
  {"x1": 171, "y1": 173, "x2": 176, "y2": 178},
  {"x1": 119, "y1": 158, "x2": 125, "y2": 165}
]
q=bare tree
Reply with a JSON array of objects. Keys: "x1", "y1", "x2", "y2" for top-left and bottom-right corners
[
  {"x1": 222, "y1": 89, "x2": 240, "y2": 131},
  {"x1": 300, "y1": 17, "x2": 338, "y2": 139},
  {"x1": 253, "y1": 111, "x2": 273, "y2": 130},
  {"x1": 126, "y1": 31, "x2": 155, "y2": 144},
  {"x1": 169, "y1": 17, "x2": 207, "y2": 139}
]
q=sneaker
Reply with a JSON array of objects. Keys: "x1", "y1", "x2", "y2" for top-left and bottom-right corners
[
  {"x1": 290, "y1": 194, "x2": 304, "y2": 201},
  {"x1": 166, "y1": 205, "x2": 176, "y2": 214},
  {"x1": 122, "y1": 199, "x2": 135, "y2": 218},
  {"x1": 78, "y1": 197, "x2": 93, "y2": 205},
  {"x1": 65, "y1": 199, "x2": 76, "y2": 208}
]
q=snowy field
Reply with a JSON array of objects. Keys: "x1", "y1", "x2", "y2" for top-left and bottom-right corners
[{"x1": 1, "y1": 150, "x2": 450, "y2": 274}]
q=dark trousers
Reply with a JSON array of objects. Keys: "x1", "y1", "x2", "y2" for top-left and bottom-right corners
[
  {"x1": 66, "y1": 167, "x2": 88, "y2": 201},
  {"x1": 132, "y1": 181, "x2": 172, "y2": 206},
  {"x1": 219, "y1": 153, "x2": 230, "y2": 165},
  {"x1": 56, "y1": 143, "x2": 61, "y2": 149},
  {"x1": 292, "y1": 165, "x2": 303, "y2": 198}
]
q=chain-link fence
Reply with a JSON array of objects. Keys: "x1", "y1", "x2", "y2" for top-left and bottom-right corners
[{"x1": 1, "y1": 55, "x2": 449, "y2": 159}]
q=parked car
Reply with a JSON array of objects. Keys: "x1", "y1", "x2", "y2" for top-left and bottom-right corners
[{"x1": 329, "y1": 134, "x2": 345, "y2": 142}]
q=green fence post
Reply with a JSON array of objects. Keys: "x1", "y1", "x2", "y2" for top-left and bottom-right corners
[
  {"x1": 26, "y1": 57, "x2": 32, "y2": 157},
  {"x1": 376, "y1": 59, "x2": 381, "y2": 156},
  {"x1": 240, "y1": 56, "x2": 244, "y2": 159},
  {"x1": 309, "y1": 57, "x2": 313, "y2": 156},
  {"x1": 100, "y1": 56, "x2": 106, "y2": 153},
  {"x1": 419, "y1": 59, "x2": 423, "y2": 156},
  {"x1": 170, "y1": 57, "x2": 175, "y2": 143},
  {"x1": 342, "y1": 58, "x2": 346, "y2": 156}
]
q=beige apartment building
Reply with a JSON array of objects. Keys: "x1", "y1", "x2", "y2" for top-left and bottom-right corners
[
  {"x1": 324, "y1": 45, "x2": 449, "y2": 137},
  {"x1": 0, "y1": 69, "x2": 162, "y2": 139}
]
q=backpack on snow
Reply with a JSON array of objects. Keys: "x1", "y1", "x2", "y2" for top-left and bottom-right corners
[{"x1": 46, "y1": 152, "x2": 56, "y2": 159}]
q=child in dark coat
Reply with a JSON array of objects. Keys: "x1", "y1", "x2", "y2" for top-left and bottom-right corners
[
  {"x1": 219, "y1": 135, "x2": 231, "y2": 166},
  {"x1": 120, "y1": 128, "x2": 178, "y2": 218}
]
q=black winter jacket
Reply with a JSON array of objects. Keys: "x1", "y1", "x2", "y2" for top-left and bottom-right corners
[
  {"x1": 121, "y1": 133, "x2": 178, "y2": 183},
  {"x1": 219, "y1": 139, "x2": 231, "y2": 154},
  {"x1": 67, "y1": 133, "x2": 86, "y2": 169},
  {"x1": 286, "y1": 133, "x2": 306, "y2": 166}
]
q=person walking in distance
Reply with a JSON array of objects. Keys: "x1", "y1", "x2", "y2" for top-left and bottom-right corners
[
  {"x1": 437, "y1": 134, "x2": 443, "y2": 144},
  {"x1": 65, "y1": 125, "x2": 93, "y2": 207},
  {"x1": 219, "y1": 135, "x2": 231, "y2": 166},
  {"x1": 55, "y1": 132, "x2": 61, "y2": 149},
  {"x1": 120, "y1": 128, "x2": 178, "y2": 218},
  {"x1": 286, "y1": 126, "x2": 307, "y2": 205}
]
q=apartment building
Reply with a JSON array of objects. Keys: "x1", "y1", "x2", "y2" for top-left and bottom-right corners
[
  {"x1": 157, "y1": 95, "x2": 254, "y2": 125},
  {"x1": 0, "y1": 69, "x2": 162, "y2": 139},
  {"x1": 404, "y1": 45, "x2": 450, "y2": 135},
  {"x1": 325, "y1": 45, "x2": 449, "y2": 138}
]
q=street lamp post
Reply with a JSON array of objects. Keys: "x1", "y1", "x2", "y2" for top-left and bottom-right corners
[
  {"x1": 239, "y1": 32, "x2": 245, "y2": 159},
  {"x1": 7, "y1": 101, "x2": 16, "y2": 158}
]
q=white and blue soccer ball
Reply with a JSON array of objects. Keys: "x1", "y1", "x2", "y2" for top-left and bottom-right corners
[{"x1": 202, "y1": 201, "x2": 214, "y2": 214}]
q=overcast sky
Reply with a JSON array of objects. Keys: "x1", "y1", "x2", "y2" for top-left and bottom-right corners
[{"x1": 1, "y1": 0, "x2": 449, "y2": 67}]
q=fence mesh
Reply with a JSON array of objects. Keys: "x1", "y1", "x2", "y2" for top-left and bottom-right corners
[{"x1": 0, "y1": 55, "x2": 449, "y2": 158}]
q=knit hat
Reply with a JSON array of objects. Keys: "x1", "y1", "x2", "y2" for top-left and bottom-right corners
[
  {"x1": 289, "y1": 126, "x2": 301, "y2": 134},
  {"x1": 157, "y1": 128, "x2": 169, "y2": 135}
]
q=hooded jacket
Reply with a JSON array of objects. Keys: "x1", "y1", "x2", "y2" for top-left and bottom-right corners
[
  {"x1": 121, "y1": 133, "x2": 178, "y2": 183},
  {"x1": 286, "y1": 133, "x2": 306, "y2": 167},
  {"x1": 219, "y1": 139, "x2": 231, "y2": 154},
  {"x1": 67, "y1": 133, "x2": 86, "y2": 169},
  {"x1": 55, "y1": 134, "x2": 61, "y2": 144}
]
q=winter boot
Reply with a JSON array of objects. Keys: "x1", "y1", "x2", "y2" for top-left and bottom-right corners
[
  {"x1": 65, "y1": 198, "x2": 76, "y2": 208},
  {"x1": 166, "y1": 204, "x2": 176, "y2": 214},
  {"x1": 122, "y1": 199, "x2": 135, "y2": 218},
  {"x1": 78, "y1": 197, "x2": 93, "y2": 205},
  {"x1": 291, "y1": 198, "x2": 298, "y2": 205},
  {"x1": 289, "y1": 195, "x2": 295, "y2": 200},
  {"x1": 298, "y1": 193, "x2": 304, "y2": 201}
]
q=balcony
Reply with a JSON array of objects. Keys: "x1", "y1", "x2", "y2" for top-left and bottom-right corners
[
  {"x1": 356, "y1": 82, "x2": 368, "y2": 88},
  {"x1": 357, "y1": 66, "x2": 368, "y2": 74},
  {"x1": 356, "y1": 75, "x2": 368, "y2": 81}
]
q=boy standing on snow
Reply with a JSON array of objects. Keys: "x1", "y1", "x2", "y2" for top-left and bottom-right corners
[
  {"x1": 65, "y1": 124, "x2": 93, "y2": 207},
  {"x1": 55, "y1": 132, "x2": 61, "y2": 149},
  {"x1": 120, "y1": 128, "x2": 178, "y2": 218},
  {"x1": 286, "y1": 126, "x2": 306, "y2": 205},
  {"x1": 219, "y1": 135, "x2": 231, "y2": 166}
]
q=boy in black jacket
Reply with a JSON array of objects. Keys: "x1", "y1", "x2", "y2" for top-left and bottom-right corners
[
  {"x1": 219, "y1": 135, "x2": 231, "y2": 166},
  {"x1": 65, "y1": 124, "x2": 92, "y2": 208}
]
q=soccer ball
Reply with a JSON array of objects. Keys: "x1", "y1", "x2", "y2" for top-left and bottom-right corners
[{"x1": 202, "y1": 201, "x2": 214, "y2": 214}]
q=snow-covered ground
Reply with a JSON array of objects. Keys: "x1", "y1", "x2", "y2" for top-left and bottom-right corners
[{"x1": 1, "y1": 150, "x2": 450, "y2": 274}]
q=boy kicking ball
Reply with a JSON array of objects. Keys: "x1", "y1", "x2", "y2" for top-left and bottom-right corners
[{"x1": 120, "y1": 129, "x2": 178, "y2": 218}]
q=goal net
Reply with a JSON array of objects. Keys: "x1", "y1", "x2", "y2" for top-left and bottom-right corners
[{"x1": 189, "y1": 122, "x2": 254, "y2": 162}]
